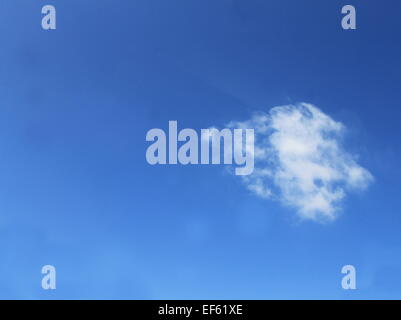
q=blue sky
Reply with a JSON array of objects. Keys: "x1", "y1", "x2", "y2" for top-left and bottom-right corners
[{"x1": 0, "y1": 0, "x2": 401, "y2": 299}]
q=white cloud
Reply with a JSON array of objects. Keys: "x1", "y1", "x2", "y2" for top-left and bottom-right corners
[{"x1": 228, "y1": 103, "x2": 373, "y2": 222}]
